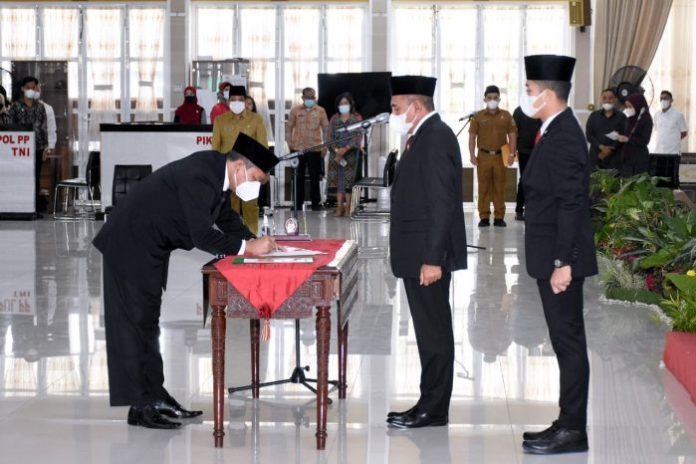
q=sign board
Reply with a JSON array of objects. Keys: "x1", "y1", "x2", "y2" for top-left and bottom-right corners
[
  {"x1": 0, "y1": 131, "x2": 35, "y2": 214},
  {"x1": 100, "y1": 128, "x2": 214, "y2": 208}
]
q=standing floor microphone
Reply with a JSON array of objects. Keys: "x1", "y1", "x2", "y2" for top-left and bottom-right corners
[{"x1": 337, "y1": 112, "x2": 390, "y2": 133}]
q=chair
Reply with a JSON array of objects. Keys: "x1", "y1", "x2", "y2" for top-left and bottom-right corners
[
  {"x1": 53, "y1": 151, "x2": 100, "y2": 220},
  {"x1": 111, "y1": 164, "x2": 153, "y2": 209},
  {"x1": 350, "y1": 149, "x2": 398, "y2": 220}
]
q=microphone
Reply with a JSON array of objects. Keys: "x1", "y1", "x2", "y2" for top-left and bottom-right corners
[
  {"x1": 337, "y1": 112, "x2": 390, "y2": 133},
  {"x1": 459, "y1": 111, "x2": 477, "y2": 122}
]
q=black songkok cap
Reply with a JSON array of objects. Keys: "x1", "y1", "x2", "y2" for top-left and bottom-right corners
[
  {"x1": 389, "y1": 75, "x2": 437, "y2": 97},
  {"x1": 232, "y1": 133, "x2": 279, "y2": 173},
  {"x1": 228, "y1": 85, "x2": 247, "y2": 97},
  {"x1": 524, "y1": 55, "x2": 576, "y2": 82}
]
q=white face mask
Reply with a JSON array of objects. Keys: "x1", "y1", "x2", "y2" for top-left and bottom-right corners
[
  {"x1": 624, "y1": 107, "x2": 636, "y2": 118},
  {"x1": 230, "y1": 101, "x2": 245, "y2": 115},
  {"x1": 520, "y1": 91, "x2": 546, "y2": 118},
  {"x1": 24, "y1": 89, "x2": 37, "y2": 100},
  {"x1": 601, "y1": 103, "x2": 614, "y2": 112},
  {"x1": 389, "y1": 104, "x2": 414, "y2": 135},
  {"x1": 486, "y1": 100, "x2": 499, "y2": 110},
  {"x1": 33, "y1": 91, "x2": 41, "y2": 100},
  {"x1": 338, "y1": 104, "x2": 351, "y2": 115},
  {"x1": 233, "y1": 166, "x2": 261, "y2": 202},
  {"x1": 660, "y1": 99, "x2": 671, "y2": 110}
]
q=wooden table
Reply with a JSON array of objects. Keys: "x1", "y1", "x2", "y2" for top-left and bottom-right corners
[{"x1": 201, "y1": 240, "x2": 359, "y2": 449}]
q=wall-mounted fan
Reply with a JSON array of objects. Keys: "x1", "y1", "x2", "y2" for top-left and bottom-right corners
[{"x1": 608, "y1": 65, "x2": 655, "y2": 106}]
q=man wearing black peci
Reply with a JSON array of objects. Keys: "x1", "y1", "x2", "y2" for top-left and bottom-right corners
[
  {"x1": 386, "y1": 75, "x2": 468, "y2": 429},
  {"x1": 93, "y1": 133, "x2": 280, "y2": 429},
  {"x1": 519, "y1": 55, "x2": 598, "y2": 455}
]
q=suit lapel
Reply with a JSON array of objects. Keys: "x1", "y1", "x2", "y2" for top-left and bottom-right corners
[{"x1": 392, "y1": 114, "x2": 440, "y2": 186}]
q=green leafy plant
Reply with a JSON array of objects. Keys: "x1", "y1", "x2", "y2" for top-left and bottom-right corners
[{"x1": 661, "y1": 272, "x2": 696, "y2": 333}]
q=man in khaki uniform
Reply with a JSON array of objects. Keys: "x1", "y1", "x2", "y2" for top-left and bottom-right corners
[
  {"x1": 469, "y1": 85, "x2": 517, "y2": 227},
  {"x1": 212, "y1": 85, "x2": 268, "y2": 235}
]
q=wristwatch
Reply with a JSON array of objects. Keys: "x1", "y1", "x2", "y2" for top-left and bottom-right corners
[{"x1": 553, "y1": 259, "x2": 568, "y2": 268}]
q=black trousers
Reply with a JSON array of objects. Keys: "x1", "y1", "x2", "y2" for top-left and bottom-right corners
[
  {"x1": 537, "y1": 278, "x2": 589, "y2": 430},
  {"x1": 515, "y1": 150, "x2": 531, "y2": 214},
  {"x1": 296, "y1": 151, "x2": 323, "y2": 209},
  {"x1": 103, "y1": 261, "x2": 167, "y2": 407},
  {"x1": 403, "y1": 272, "x2": 454, "y2": 416},
  {"x1": 650, "y1": 154, "x2": 681, "y2": 189}
]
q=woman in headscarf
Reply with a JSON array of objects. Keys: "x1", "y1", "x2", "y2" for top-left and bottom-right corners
[
  {"x1": 173, "y1": 86, "x2": 205, "y2": 124},
  {"x1": 617, "y1": 93, "x2": 653, "y2": 178}
]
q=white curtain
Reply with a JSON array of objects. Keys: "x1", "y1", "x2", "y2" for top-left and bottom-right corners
[
  {"x1": 325, "y1": 8, "x2": 364, "y2": 73},
  {"x1": 42, "y1": 9, "x2": 79, "y2": 59},
  {"x1": 241, "y1": 8, "x2": 276, "y2": 142},
  {"x1": 196, "y1": 7, "x2": 235, "y2": 60},
  {"x1": 0, "y1": 9, "x2": 36, "y2": 58},
  {"x1": 439, "y1": 8, "x2": 477, "y2": 120},
  {"x1": 86, "y1": 9, "x2": 121, "y2": 140},
  {"x1": 482, "y1": 7, "x2": 522, "y2": 111},
  {"x1": 130, "y1": 9, "x2": 164, "y2": 122},
  {"x1": 284, "y1": 8, "x2": 320, "y2": 102},
  {"x1": 393, "y1": 8, "x2": 433, "y2": 76},
  {"x1": 647, "y1": 0, "x2": 696, "y2": 151}
]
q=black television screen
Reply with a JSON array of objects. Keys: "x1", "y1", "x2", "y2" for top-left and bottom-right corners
[{"x1": 317, "y1": 72, "x2": 392, "y2": 120}]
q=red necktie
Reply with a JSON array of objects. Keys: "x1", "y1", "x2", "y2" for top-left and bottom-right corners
[
  {"x1": 534, "y1": 130, "x2": 542, "y2": 146},
  {"x1": 405, "y1": 134, "x2": 414, "y2": 152}
]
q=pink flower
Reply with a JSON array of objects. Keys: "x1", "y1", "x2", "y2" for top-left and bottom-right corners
[{"x1": 646, "y1": 273, "x2": 656, "y2": 292}]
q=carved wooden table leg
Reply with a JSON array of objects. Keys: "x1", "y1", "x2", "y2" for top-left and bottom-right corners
[
  {"x1": 212, "y1": 304, "x2": 227, "y2": 448},
  {"x1": 250, "y1": 319, "x2": 260, "y2": 399},
  {"x1": 315, "y1": 304, "x2": 331, "y2": 450},
  {"x1": 338, "y1": 319, "x2": 349, "y2": 400}
]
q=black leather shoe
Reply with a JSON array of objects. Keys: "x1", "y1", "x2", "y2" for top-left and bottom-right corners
[
  {"x1": 387, "y1": 410, "x2": 448, "y2": 429},
  {"x1": 387, "y1": 405, "x2": 418, "y2": 420},
  {"x1": 523, "y1": 421, "x2": 560, "y2": 441},
  {"x1": 478, "y1": 219, "x2": 490, "y2": 227},
  {"x1": 515, "y1": 212, "x2": 525, "y2": 221},
  {"x1": 128, "y1": 404, "x2": 182, "y2": 429},
  {"x1": 494, "y1": 219, "x2": 507, "y2": 227},
  {"x1": 153, "y1": 396, "x2": 203, "y2": 419},
  {"x1": 522, "y1": 427, "x2": 588, "y2": 455}
]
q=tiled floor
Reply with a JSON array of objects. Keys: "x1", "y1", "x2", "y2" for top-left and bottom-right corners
[{"x1": 0, "y1": 210, "x2": 695, "y2": 464}]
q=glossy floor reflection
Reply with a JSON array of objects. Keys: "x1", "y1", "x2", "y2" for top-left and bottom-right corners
[{"x1": 1, "y1": 210, "x2": 695, "y2": 464}]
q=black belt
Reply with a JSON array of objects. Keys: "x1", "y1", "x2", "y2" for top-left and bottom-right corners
[{"x1": 479, "y1": 149, "x2": 502, "y2": 155}]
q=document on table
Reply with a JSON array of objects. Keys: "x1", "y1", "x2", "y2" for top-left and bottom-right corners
[{"x1": 260, "y1": 246, "x2": 327, "y2": 258}]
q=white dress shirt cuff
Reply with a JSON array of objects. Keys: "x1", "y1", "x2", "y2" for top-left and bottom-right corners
[{"x1": 238, "y1": 240, "x2": 247, "y2": 255}]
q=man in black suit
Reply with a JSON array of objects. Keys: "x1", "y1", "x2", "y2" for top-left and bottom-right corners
[
  {"x1": 519, "y1": 55, "x2": 598, "y2": 455},
  {"x1": 93, "y1": 133, "x2": 280, "y2": 429},
  {"x1": 386, "y1": 75, "x2": 468, "y2": 429}
]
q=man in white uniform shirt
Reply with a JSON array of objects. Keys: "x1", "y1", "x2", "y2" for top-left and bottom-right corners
[{"x1": 653, "y1": 90, "x2": 688, "y2": 187}]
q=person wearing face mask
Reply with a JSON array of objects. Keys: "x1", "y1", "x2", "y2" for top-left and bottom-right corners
[
  {"x1": 212, "y1": 85, "x2": 268, "y2": 234},
  {"x1": 652, "y1": 90, "x2": 688, "y2": 187},
  {"x1": 616, "y1": 93, "x2": 653, "y2": 178},
  {"x1": 585, "y1": 88, "x2": 626, "y2": 171},
  {"x1": 9, "y1": 76, "x2": 48, "y2": 214},
  {"x1": 0, "y1": 89, "x2": 11, "y2": 126},
  {"x1": 469, "y1": 85, "x2": 518, "y2": 228},
  {"x1": 210, "y1": 81, "x2": 232, "y2": 125},
  {"x1": 327, "y1": 92, "x2": 363, "y2": 217},
  {"x1": 286, "y1": 87, "x2": 330, "y2": 211},
  {"x1": 386, "y1": 75, "x2": 467, "y2": 430},
  {"x1": 93, "y1": 132, "x2": 280, "y2": 430},
  {"x1": 519, "y1": 55, "x2": 597, "y2": 455},
  {"x1": 512, "y1": 105, "x2": 542, "y2": 221},
  {"x1": 174, "y1": 86, "x2": 205, "y2": 124},
  {"x1": 34, "y1": 84, "x2": 57, "y2": 159}
]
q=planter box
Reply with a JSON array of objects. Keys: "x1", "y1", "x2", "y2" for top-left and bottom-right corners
[
  {"x1": 663, "y1": 331, "x2": 696, "y2": 404},
  {"x1": 605, "y1": 287, "x2": 663, "y2": 306}
]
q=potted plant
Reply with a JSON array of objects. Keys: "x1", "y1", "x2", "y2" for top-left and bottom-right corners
[{"x1": 662, "y1": 271, "x2": 696, "y2": 403}]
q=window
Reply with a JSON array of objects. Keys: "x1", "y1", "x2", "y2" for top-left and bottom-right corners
[{"x1": 392, "y1": 3, "x2": 571, "y2": 133}]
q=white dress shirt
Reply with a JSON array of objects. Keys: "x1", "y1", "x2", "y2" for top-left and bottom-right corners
[
  {"x1": 222, "y1": 163, "x2": 247, "y2": 255},
  {"x1": 654, "y1": 107, "x2": 687, "y2": 154},
  {"x1": 41, "y1": 101, "x2": 57, "y2": 150}
]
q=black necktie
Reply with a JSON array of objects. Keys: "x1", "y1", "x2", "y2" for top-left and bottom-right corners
[{"x1": 405, "y1": 134, "x2": 414, "y2": 152}]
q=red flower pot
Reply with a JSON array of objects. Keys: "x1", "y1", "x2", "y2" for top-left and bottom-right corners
[{"x1": 663, "y1": 331, "x2": 696, "y2": 404}]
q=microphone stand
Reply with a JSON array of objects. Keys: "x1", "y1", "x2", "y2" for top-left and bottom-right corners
[{"x1": 454, "y1": 113, "x2": 486, "y2": 252}]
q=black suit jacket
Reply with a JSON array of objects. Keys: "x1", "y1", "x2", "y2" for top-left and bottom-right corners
[
  {"x1": 389, "y1": 114, "x2": 468, "y2": 278},
  {"x1": 522, "y1": 108, "x2": 598, "y2": 280},
  {"x1": 93, "y1": 150, "x2": 254, "y2": 289}
]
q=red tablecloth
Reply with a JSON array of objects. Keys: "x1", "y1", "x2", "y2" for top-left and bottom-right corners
[{"x1": 213, "y1": 239, "x2": 345, "y2": 318}]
